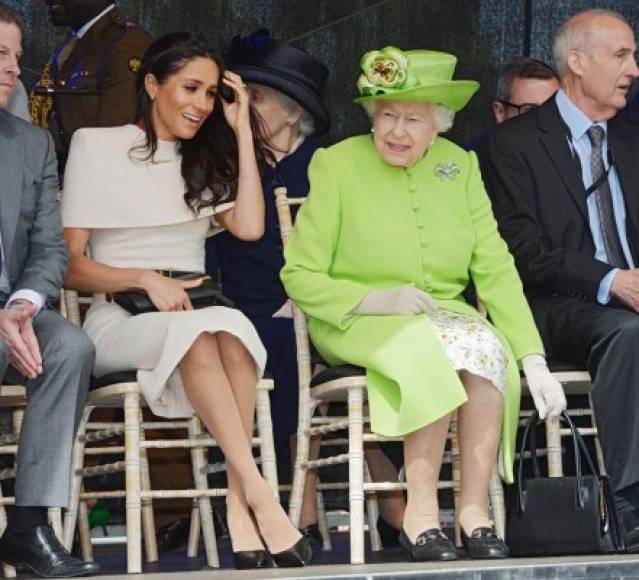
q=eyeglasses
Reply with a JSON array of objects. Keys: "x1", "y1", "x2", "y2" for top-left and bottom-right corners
[{"x1": 498, "y1": 100, "x2": 539, "y2": 115}]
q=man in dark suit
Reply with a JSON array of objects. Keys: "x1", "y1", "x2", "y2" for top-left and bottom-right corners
[
  {"x1": 30, "y1": 0, "x2": 150, "y2": 172},
  {"x1": 479, "y1": 8, "x2": 639, "y2": 549},
  {"x1": 0, "y1": 5, "x2": 97, "y2": 576}
]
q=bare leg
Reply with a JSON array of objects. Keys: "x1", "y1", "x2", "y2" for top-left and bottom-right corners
[
  {"x1": 365, "y1": 444, "x2": 405, "y2": 529},
  {"x1": 215, "y1": 332, "x2": 262, "y2": 552},
  {"x1": 456, "y1": 370, "x2": 503, "y2": 534},
  {"x1": 402, "y1": 413, "x2": 452, "y2": 542},
  {"x1": 180, "y1": 333, "x2": 301, "y2": 554}
]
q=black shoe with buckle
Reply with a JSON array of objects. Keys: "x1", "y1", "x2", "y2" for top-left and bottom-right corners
[
  {"x1": 0, "y1": 525, "x2": 100, "y2": 577},
  {"x1": 399, "y1": 528, "x2": 458, "y2": 561},
  {"x1": 461, "y1": 526, "x2": 509, "y2": 559}
]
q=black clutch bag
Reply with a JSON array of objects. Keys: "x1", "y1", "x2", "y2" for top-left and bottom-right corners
[
  {"x1": 110, "y1": 271, "x2": 234, "y2": 315},
  {"x1": 506, "y1": 411, "x2": 624, "y2": 556}
]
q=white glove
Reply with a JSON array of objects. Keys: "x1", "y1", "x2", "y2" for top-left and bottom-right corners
[
  {"x1": 522, "y1": 354, "x2": 567, "y2": 420},
  {"x1": 355, "y1": 285, "x2": 438, "y2": 316}
]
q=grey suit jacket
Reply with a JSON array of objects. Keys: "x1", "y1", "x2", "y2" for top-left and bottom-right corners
[{"x1": 0, "y1": 109, "x2": 68, "y2": 304}]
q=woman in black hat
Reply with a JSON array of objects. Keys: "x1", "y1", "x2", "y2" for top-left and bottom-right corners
[{"x1": 208, "y1": 30, "x2": 406, "y2": 548}]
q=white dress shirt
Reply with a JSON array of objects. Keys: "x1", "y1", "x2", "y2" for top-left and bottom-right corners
[{"x1": 0, "y1": 230, "x2": 45, "y2": 311}]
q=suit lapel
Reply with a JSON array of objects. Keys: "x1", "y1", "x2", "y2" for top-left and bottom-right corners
[
  {"x1": 0, "y1": 112, "x2": 24, "y2": 256},
  {"x1": 538, "y1": 100, "x2": 589, "y2": 222},
  {"x1": 610, "y1": 112, "x2": 639, "y2": 261}
]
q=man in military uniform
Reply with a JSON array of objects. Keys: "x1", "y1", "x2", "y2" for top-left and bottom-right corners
[{"x1": 31, "y1": 1, "x2": 151, "y2": 173}]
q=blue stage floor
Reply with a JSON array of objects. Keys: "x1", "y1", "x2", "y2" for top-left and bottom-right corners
[{"x1": 51, "y1": 532, "x2": 639, "y2": 580}]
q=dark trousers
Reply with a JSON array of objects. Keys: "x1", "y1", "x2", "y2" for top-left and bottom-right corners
[
  {"x1": 532, "y1": 294, "x2": 639, "y2": 492},
  {"x1": 250, "y1": 317, "x2": 299, "y2": 469}
]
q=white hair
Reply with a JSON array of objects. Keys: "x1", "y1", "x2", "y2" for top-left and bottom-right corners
[
  {"x1": 361, "y1": 100, "x2": 455, "y2": 134},
  {"x1": 271, "y1": 89, "x2": 316, "y2": 137},
  {"x1": 552, "y1": 9, "x2": 629, "y2": 78}
]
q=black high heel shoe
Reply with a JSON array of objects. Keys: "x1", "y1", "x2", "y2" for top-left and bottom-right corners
[
  {"x1": 461, "y1": 526, "x2": 509, "y2": 559},
  {"x1": 232, "y1": 549, "x2": 273, "y2": 569},
  {"x1": 399, "y1": 528, "x2": 458, "y2": 561},
  {"x1": 269, "y1": 536, "x2": 313, "y2": 567}
]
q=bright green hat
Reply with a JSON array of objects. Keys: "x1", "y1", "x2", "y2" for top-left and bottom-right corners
[{"x1": 353, "y1": 46, "x2": 480, "y2": 111}]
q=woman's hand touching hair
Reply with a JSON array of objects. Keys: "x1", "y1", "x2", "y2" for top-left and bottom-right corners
[{"x1": 221, "y1": 70, "x2": 251, "y2": 136}]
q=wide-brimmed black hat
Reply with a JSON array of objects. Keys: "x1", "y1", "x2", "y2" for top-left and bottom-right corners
[{"x1": 224, "y1": 29, "x2": 330, "y2": 136}]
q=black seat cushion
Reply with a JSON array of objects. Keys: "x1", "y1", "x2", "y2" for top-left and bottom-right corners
[
  {"x1": 89, "y1": 369, "x2": 274, "y2": 391},
  {"x1": 90, "y1": 370, "x2": 138, "y2": 390},
  {"x1": 310, "y1": 364, "x2": 365, "y2": 388},
  {"x1": 546, "y1": 358, "x2": 587, "y2": 373}
]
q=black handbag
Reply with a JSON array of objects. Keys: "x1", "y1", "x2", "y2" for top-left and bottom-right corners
[
  {"x1": 109, "y1": 271, "x2": 234, "y2": 315},
  {"x1": 506, "y1": 410, "x2": 625, "y2": 556}
]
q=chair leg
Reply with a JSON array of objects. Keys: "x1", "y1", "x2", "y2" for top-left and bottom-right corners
[
  {"x1": 255, "y1": 385, "x2": 279, "y2": 499},
  {"x1": 588, "y1": 393, "x2": 608, "y2": 474},
  {"x1": 64, "y1": 408, "x2": 91, "y2": 551},
  {"x1": 364, "y1": 461, "x2": 382, "y2": 552},
  {"x1": 78, "y1": 497, "x2": 94, "y2": 562},
  {"x1": 288, "y1": 425, "x2": 310, "y2": 529},
  {"x1": 139, "y1": 412, "x2": 158, "y2": 563},
  {"x1": 189, "y1": 417, "x2": 219, "y2": 568},
  {"x1": 186, "y1": 500, "x2": 200, "y2": 558},
  {"x1": 489, "y1": 465, "x2": 506, "y2": 540},
  {"x1": 315, "y1": 485, "x2": 332, "y2": 552},
  {"x1": 0, "y1": 485, "x2": 16, "y2": 578},
  {"x1": 348, "y1": 387, "x2": 365, "y2": 564},
  {"x1": 450, "y1": 413, "x2": 462, "y2": 548},
  {"x1": 124, "y1": 392, "x2": 142, "y2": 574},
  {"x1": 546, "y1": 416, "x2": 563, "y2": 477}
]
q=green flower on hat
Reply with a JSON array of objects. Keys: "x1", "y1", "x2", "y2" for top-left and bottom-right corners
[{"x1": 357, "y1": 46, "x2": 418, "y2": 96}]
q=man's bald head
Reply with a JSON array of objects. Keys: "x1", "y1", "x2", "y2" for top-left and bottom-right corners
[
  {"x1": 553, "y1": 9, "x2": 631, "y2": 78},
  {"x1": 553, "y1": 9, "x2": 638, "y2": 121}
]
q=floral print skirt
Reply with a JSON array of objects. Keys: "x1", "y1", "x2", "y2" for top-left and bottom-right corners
[{"x1": 430, "y1": 309, "x2": 508, "y2": 396}]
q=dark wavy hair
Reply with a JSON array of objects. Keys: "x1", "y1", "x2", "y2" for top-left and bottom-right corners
[{"x1": 132, "y1": 32, "x2": 268, "y2": 213}]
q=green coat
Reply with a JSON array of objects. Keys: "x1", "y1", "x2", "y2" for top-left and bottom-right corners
[{"x1": 281, "y1": 134, "x2": 544, "y2": 482}]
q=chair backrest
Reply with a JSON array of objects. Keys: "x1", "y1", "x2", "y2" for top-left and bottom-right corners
[{"x1": 273, "y1": 186, "x2": 316, "y2": 424}]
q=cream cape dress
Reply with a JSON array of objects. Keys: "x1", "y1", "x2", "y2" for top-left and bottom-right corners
[{"x1": 61, "y1": 124, "x2": 267, "y2": 418}]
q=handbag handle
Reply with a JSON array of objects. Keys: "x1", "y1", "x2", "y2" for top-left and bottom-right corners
[
  {"x1": 516, "y1": 411, "x2": 625, "y2": 551},
  {"x1": 517, "y1": 411, "x2": 595, "y2": 511}
]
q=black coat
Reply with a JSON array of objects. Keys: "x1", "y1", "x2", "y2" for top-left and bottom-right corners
[
  {"x1": 478, "y1": 97, "x2": 639, "y2": 305},
  {"x1": 207, "y1": 139, "x2": 319, "y2": 317}
]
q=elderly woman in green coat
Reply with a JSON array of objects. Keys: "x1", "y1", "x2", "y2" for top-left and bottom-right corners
[{"x1": 281, "y1": 47, "x2": 567, "y2": 562}]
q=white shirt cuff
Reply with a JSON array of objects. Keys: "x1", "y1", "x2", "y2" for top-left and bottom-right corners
[
  {"x1": 597, "y1": 269, "x2": 619, "y2": 305},
  {"x1": 6, "y1": 290, "x2": 46, "y2": 313}
]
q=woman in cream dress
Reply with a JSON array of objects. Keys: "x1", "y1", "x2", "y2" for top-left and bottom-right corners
[{"x1": 61, "y1": 33, "x2": 312, "y2": 568}]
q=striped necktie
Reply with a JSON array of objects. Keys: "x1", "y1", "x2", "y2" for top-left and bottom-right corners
[{"x1": 587, "y1": 125, "x2": 628, "y2": 269}]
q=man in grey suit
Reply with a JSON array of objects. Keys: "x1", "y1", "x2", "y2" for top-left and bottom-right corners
[{"x1": 0, "y1": 4, "x2": 98, "y2": 577}]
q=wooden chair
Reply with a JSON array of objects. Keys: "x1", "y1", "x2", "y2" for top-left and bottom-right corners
[
  {"x1": 521, "y1": 362, "x2": 605, "y2": 478},
  {"x1": 63, "y1": 290, "x2": 278, "y2": 573},
  {"x1": 274, "y1": 186, "x2": 505, "y2": 563},
  {"x1": 0, "y1": 390, "x2": 73, "y2": 578}
]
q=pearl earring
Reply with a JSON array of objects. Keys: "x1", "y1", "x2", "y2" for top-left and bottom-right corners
[{"x1": 371, "y1": 127, "x2": 375, "y2": 133}]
